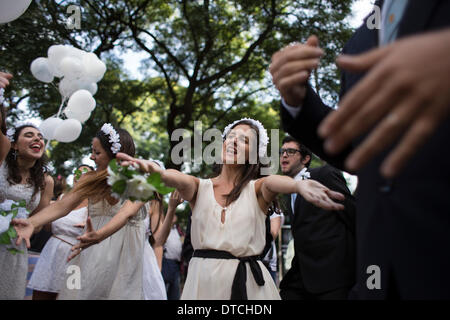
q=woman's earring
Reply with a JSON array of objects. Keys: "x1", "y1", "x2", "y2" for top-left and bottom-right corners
[{"x1": 12, "y1": 149, "x2": 17, "y2": 160}]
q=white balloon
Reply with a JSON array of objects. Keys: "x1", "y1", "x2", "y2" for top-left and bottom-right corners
[
  {"x1": 54, "y1": 119, "x2": 82, "y2": 143},
  {"x1": 0, "y1": 0, "x2": 32, "y2": 24},
  {"x1": 59, "y1": 56, "x2": 83, "y2": 77},
  {"x1": 82, "y1": 53, "x2": 107, "y2": 82},
  {"x1": 39, "y1": 117, "x2": 64, "y2": 140},
  {"x1": 76, "y1": 80, "x2": 98, "y2": 95},
  {"x1": 67, "y1": 89, "x2": 96, "y2": 113},
  {"x1": 48, "y1": 45, "x2": 69, "y2": 78},
  {"x1": 58, "y1": 77, "x2": 76, "y2": 98},
  {"x1": 64, "y1": 108, "x2": 91, "y2": 123},
  {"x1": 30, "y1": 57, "x2": 54, "y2": 83}
]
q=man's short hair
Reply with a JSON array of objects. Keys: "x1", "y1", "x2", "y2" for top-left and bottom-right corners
[{"x1": 282, "y1": 136, "x2": 312, "y2": 168}]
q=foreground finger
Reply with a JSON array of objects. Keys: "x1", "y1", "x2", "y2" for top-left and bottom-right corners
[
  {"x1": 319, "y1": 54, "x2": 391, "y2": 140},
  {"x1": 381, "y1": 114, "x2": 439, "y2": 178},
  {"x1": 324, "y1": 82, "x2": 399, "y2": 155},
  {"x1": 336, "y1": 45, "x2": 391, "y2": 73},
  {"x1": 345, "y1": 95, "x2": 423, "y2": 172}
]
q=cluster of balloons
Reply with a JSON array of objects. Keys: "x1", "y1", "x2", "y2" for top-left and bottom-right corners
[
  {"x1": 0, "y1": 0, "x2": 32, "y2": 24},
  {"x1": 30, "y1": 45, "x2": 106, "y2": 143}
]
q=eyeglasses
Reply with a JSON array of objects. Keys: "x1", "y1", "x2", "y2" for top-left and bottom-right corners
[{"x1": 279, "y1": 148, "x2": 301, "y2": 156}]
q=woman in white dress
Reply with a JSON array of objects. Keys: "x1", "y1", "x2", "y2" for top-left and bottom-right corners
[
  {"x1": 26, "y1": 165, "x2": 93, "y2": 300},
  {"x1": 116, "y1": 118, "x2": 346, "y2": 300},
  {"x1": 0, "y1": 124, "x2": 53, "y2": 299},
  {"x1": 69, "y1": 174, "x2": 183, "y2": 300},
  {"x1": 13, "y1": 124, "x2": 151, "y2": 299}
]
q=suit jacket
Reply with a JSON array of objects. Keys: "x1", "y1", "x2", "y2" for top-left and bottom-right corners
[
  {"x1": 279, "y1": 165, "x2": 356, "y2": 294},
  {"x1": 281, "y1": 0, "x2": 450, "y2": 299}
]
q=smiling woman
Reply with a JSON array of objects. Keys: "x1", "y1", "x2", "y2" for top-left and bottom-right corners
[{"x1": 0, "y1": 124, "x2": 54, "y2": 299}]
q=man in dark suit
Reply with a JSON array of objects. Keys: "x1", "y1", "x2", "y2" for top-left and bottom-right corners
[
  {"x1": 270, "y1": 0, "x2": 450, "y2": 299},
  {"x1": 279, "y1": 136, "x2": 356, "y2": 300}
]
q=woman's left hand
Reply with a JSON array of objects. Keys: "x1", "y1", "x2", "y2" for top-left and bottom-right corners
[
  {"x1": 68, "y1": 217, "x2": 101, "y2": 261},
  {"x1": 297, "y1": 179, "x2": 345, "y2": 211}
]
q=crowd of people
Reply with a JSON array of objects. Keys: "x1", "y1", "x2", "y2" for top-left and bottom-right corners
[{"x1": 1, "y1": 1, "x2": 450, "y2": 300}]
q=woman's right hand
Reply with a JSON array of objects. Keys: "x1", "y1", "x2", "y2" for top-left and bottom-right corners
[
  {"x1": 116, "y1": 153, "x2": 162, "y2": 174},
  {"x1": 12, "y1": 218, "x2": 35, "y2": 248}
]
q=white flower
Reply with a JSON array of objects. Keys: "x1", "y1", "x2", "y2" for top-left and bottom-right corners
[
  {"x1": 101, "y1": 123, "x2": 114, "y2": 135},
  {"x1": 6, "y1": 128, "x2": 15, "y2": 142},
  {"x1": 111, "y1": 142, "x2": 122, "y2": 154},
  {"x1": 16, "y1": 207, "x2": 29, "y2": 220},
  {"x1": 107, "y1": 166, "x2": 123, "y2": 187},
  {"x1": 126, "y1": 175, "x2": 156, "y2": 201},
  {"x1": 0, "y1": 213, "x2": 13, "y2": 235},
  {"x1": 0, "y1": 199, "x2": 15, "y2": 212},
  {"x1": 101, "y1": 123, "x2": 121, "y2": 154},
  {"x1": 299, "y1": 167, "x2": 310, "y2": 180}
]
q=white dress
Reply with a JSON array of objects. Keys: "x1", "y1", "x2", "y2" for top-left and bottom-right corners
[
  {"x1": 27, "y1": 206, "x2": 88, "y2": 293},
  {"x1": 181, "y1": 179, "x2": 281, "y2": 300},
  {"x1": 142, "y1": 215, "x2": 167, "y2": 300},
  {"x1": 0, "y1": 163, "x2": 41, "y2": 300},
  {"x1": 57, "y1": 198, "x2": 148, "y2": 300}
]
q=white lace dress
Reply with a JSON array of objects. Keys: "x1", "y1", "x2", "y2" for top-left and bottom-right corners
[
  {"x1": 0, "y1": 163, "x2": 41, "y2": 300},
  {"x1": 27, "y1": 206, "x2": 88, "y2": 293},
  {"x1": 142, "y1": 215, "x2": 167, "y2": 300},
  {"x1": 57, "y1": 198, "x2": 148, "y2": 300}
]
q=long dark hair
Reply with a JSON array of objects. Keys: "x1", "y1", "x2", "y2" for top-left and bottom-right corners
[
  {"x1": 72, "y1": 126, "x2": 136, "y2": 200},
  {"x1": 5, "y1": 124, "x2": 49, "y2": 198},
  {"x1": 216, "y1": 120, "x2": 269, "y2": 205}
]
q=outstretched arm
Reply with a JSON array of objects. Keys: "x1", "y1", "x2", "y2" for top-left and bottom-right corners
[
  {"x1": 116, "y1": 152, "x2": 199, "y2": 204},
  {"x1": 68, "y1": 200, "x2": 145, "y2": 260},
  {"x1": 255, "y1": 175, "x2": 345, "y2": 213},
  {"x1": 152, "y1": 190, "x2": 183, "y2": 247},
  {"x1": 13, "y1": 190, "x2": 83, "y2": 248}
]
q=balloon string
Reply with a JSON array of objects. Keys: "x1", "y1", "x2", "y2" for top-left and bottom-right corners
[{"x1": 45, "y1": 96, "x2": 68, "y2": 150}]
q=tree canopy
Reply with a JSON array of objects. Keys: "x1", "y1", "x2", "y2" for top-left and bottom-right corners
[{"x1": 0, "y1": 0, "x2": 355, "y2": 177}]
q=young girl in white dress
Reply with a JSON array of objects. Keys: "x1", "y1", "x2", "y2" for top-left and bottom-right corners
[
  {"x1": 26, "y1": 165, "x2": 93, "y2": 299},
  {"x1": 116, "y1": 118, "x2": 346, "y2": 300},
  {"x1": 13, "y1": 124, "x2": 157, "y2": 299},
  {"x1": 0, "y1": 125, "x2": 53, "y2": 299}
]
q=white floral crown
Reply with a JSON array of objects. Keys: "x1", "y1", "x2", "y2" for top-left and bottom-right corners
[
  {"x1": 222, "y1": 118, "x2": 269, "y2": 157},
  {"x1": 101, "y1": 123, "x2": 121, "y2": 155},
  {"x1": 6, "y1": 127, "x2": 15, "y2": 142},
  {"x1": 0, "y1": 88, "x2": 5, "y2": 105}
]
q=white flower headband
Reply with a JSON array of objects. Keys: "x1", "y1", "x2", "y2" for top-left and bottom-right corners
[
  {"x1": 6, "y1": 128, "x2": 15, "y2": 142},
  {"x1": 101, "y1": 123, "x2": 121, "y2": 155},
  {"x1": 0, "y1": 88, "x2": 5, "y2": 105},
  {"x1": 222, "y1": 118, "x2": 269, "y2": 157}
]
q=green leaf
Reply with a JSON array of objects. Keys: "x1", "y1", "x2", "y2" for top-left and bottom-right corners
[
  {"x1": 109, "y1": 159, "x2": 118, "y2": 172},
  {"x1": 7, "y1": 226, "x2": 17, "y2": 239},
  {"x1": 112, "y1": 180, "x2": 127, "y2": 194},
  {"x1": 0, "y1": 232, "x2": 11, "y2": 245},
  {"x1": 6, "y1": 248, "x2": 23, "y2": 255},
  {"x1": 147, "y1": 173, "x2": 174, "y2": 195},
  {"x1": 74, "y1": 169, "x2": 82, "y2": 181}
]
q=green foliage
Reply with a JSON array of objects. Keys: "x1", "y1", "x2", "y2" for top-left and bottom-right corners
[{"x1": 1, "y1": 0, "x2": 355, "y2": 181}]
